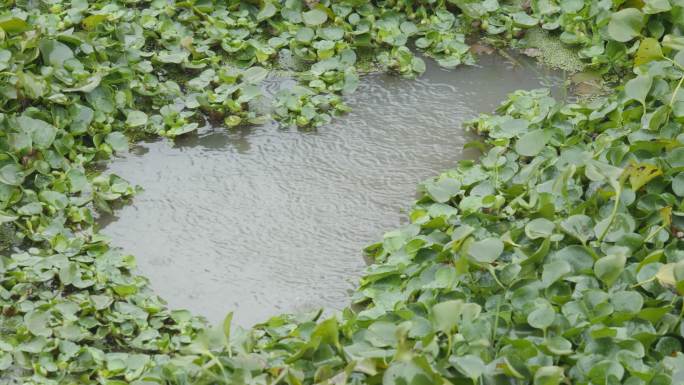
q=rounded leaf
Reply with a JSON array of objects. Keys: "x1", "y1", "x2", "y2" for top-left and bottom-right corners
[
  {"x1": 528, "y1": 301, "x2": 555, "y2": 329},
  {"x1": 515, "y1": 129, "x2": 549, "y2": 156},
  {"x1": 559, "y1": 214, "x2": 593, "y2": 243},
  {"x1": 451, "y1": 355, "x2": 485, "y2": 381},
  {"x1": 525, "y1": 218, "x2": 555, "y2": 239},
  {"x1": 545, "y1": 336, "x2": 572, "y2": 355},
  {"x1": 672, "y1": 173, "x2": 684, "y2": 196},
  {"x1": 607, "y1": 8, "x2": 645, "y2": 42},
  {"x1": 303, "y1": 9, "x2": 328, "y2": 26},
  {"x1": 594, "y1": 253, "x2": 626, "y2": 287},
  {"x1": 17, "y1": 116, "x2": 57, "y2": 150},
  {"x1": 534, "y1": 366, "x2": 565, "y2": 385},
  {"x1": 468, "y1": 237, "x2": 504, "y2": 263},
  {"x1": 0, "y1": 163, "x2": 25, "y2": 186}
]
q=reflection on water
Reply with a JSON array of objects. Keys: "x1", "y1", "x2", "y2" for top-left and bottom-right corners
[{"x1": 100, "y1": 54, "x2": 563, "y2": 326}]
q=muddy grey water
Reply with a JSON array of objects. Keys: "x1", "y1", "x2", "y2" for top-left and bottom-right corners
[{"x1": 100, "y1": 55, "x2": 562, "y2": 326}]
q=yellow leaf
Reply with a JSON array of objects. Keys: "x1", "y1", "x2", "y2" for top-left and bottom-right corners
[
  {"x1": 659, "y1": 206, "x2": 672, "y2": 227},
  {"x1": 656, "y1": 261, "x2": 684, "y2": 294},
  {"x1": 627, "y1": 162, "x2": 662, "y2": 191},
  {"x1": 656, "y1": 263, "x2": 676, "y2": 288},
  {"x1": 82, "y1": 14, "x2": 107, "y2": 31},
  {"x1": 0, "y1": 17, "x2": 29, "y2": 34},
  {"x1": 624, "y1": 0, "x2": 645, "y2": 8},
  {"x1": 634, "y1": 38, "x2": 663, "y2": 67}
]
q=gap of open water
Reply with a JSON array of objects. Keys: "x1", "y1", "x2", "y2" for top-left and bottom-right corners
[{"x1": 100, "y1": 54, "x2": 563, "y2": 326}]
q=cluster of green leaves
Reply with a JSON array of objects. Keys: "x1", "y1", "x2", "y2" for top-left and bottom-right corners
[
  {"x1": 5, "y1": 0, "x2": 684, "y2": 385},
  {"x1": 545, "y1": 0, "x2": 684, "y2": 76}
]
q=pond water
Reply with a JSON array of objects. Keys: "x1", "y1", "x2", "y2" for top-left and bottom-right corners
[{"x1": 100, "y1": 54, "x2": 562, "y2": 326}]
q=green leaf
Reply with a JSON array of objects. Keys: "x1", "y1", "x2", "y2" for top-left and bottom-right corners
[
  {"x1": 157, "y1": 50, "x2": 188, "y2": 64},
  {"x1": 624, "y1": 75, "x2": 652, "y2": 105},
  {"x1": 643, "y1": 0, "x2": 672, "y2": 14},
  {"x1": 515, "y1": 129, "x2": 549, "y2": 156},
  {"x1": 559, "y1": 215, "x2": 593, "y2": 243},
  {"x1": 511, "y1": 12, "x2": 538, "y2": 27},
  {"x1": 0, "y1": 164, "x2": 24, "y2": 186},
  {"x1": 223, "y1": 312, "x2": 233, "y2": 347},
  {"x1": 534, "y1": 366, "x2": 564, "y2": 385},
  {"x1": 672, "y1": 173, "x2": 684, "y2": 196},
  {"x1": 541, "y1": 260, "x2": 572, "y2": 287},
  {"x1": 125, "y1": 111, "x2": 148, "y2": 127},
  {"x1": 0, "y1": 351, "x2": 12, "y2": 370},
  {"x1": 525, "y1": 218, "x2": 555, "y2": 239},
  {"x1": 237, "y1": 84, "x2": 261, "y2": 103},
  {"x1": 17, "y1": 116, "x2": 57, "y2": 150},
  {"x1": 366, "y1": 321, "x2": 398, "y2": 347},
  {"x1": 106, "y1": 132, "x2": 129, "y2": 153},
  {"x1": 242, "y1": 67, "x2": 269, "y2": 83},
  {"x1": 39, "y1": 39, "x2": 75, "y2": 68},
  {"x1": 8, "y1": 132, "x2": 31, "y2": 152},
  {"x1": 25, "y1": 311, "x2": 52, "y2": 337},
  {"x1": 642, "y1": 104, "x2": 669, "y2": 131},
  {"x1": 594, "y1": 252, "x2": 626, "y2": 287},
  {"x1": 303, "y1": 9, "x2": 328, "y2": 26},
  {"x1": 447, "y1": 0, "x2": 488, "y2": 18},
  {"x1": 611, "y1": 290, "x2": 643, "y2": 314},
  {"x1": 296, "y1": 27, "x2": 315, "y2": 43},
  {"x1": 91, "y1": 295, "x2": 113, "y2": 310},
  {"x1": 432, "y1": 300, "x2": 463, "y2": 333},
  {"x1": 383, "y1": 357, "x2": 439, "y2": 385},
  {"x1": 59, "y1": 262, "x2": 78, "y2": 285},
  {"x1": 40, "y1": 190, "x2": 68, "y2": 209},
  {"x1": 559, "y1": 0, "x2": 583, "y2": 13},
  {"x1": 320, "y1": 27, "x2": 345, "y2": 41},
  {"x1": 468, "y1": 237, "x2": 504, "y2": 263},
  {"x1": 545, "y1": 336, "x2": 572, "y2": 355},
  {"x1": 527, "y1": 300, "x2": 555, "y2": 330},
  {"x1": 18, "y1": 202, "x2": 42, "y2": 215},
  {"x1": 667, "y1": 147, "x2": 684, "y2": 168},
  {"x1": 257, "y1": 2, "x2": 277, "y2": 21},
  {"x1": 451, "y1": 355, "x2": 485, "y2": 382},
  {"x1": 663, "y1": 34, "x2": 684, "y2": 50},
  {"x1": 424, "y1": 178, "x2": 461, "y2": 203},
  {"x1": 587, "y1": 361, "x2": 624, "y2": 385},
  {"x1": 607, "y1": 8, "x2": 645, "y2": 42}
]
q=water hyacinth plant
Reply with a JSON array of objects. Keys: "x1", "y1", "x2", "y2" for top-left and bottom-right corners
[{"x1": 3, "y1": 0, "x2": 684, "y2": 384}]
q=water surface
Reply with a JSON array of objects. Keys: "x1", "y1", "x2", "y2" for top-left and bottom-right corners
[{"x1": 101, "y1": 55, "x2": 562, "y2": 326}]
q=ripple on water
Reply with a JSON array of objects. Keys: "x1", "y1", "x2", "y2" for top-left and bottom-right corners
[{"x1": 100, "y1": 55, "x2": 563, "y2": 326}]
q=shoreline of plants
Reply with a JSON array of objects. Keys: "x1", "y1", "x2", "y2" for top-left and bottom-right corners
[{"x1": 3, "y1": 1, "x2": 684, "y2": 384}]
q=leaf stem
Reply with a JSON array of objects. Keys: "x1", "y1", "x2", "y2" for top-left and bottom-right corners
[
  {"x1": 486, "y1": 265, "x2": 506, "y2": 290},
  {"x1": 643, "y1": 224, "x2": 666, "y2": 244},
  {"x1": 669, "y1": 75, "x2": 684, "y2": 108},
  {"x1": 597, "y1": 186, "x2": 622, "y2": 243},
  {"x1": 447, "y1": 332, "x2": 453, "y2": 356}
]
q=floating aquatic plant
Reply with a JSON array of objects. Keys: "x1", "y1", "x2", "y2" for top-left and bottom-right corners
[{"x1": 3, "y1": 1, "x2": 684, "y2": 385}]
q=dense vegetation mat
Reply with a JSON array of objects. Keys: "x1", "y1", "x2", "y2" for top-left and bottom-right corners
[{"x1": 3, "y1": 1, "x2": 684, "y2": 384}]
